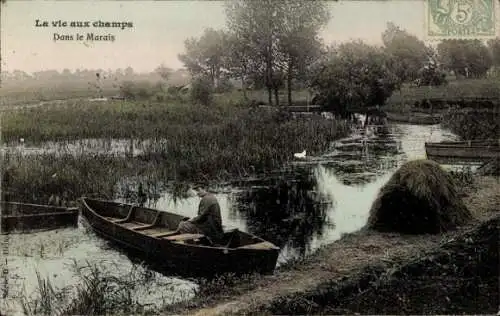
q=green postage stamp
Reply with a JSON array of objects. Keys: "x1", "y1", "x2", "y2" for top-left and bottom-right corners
[{"x1": 425, "y1": 0, "x2": 498, "y2": 39}]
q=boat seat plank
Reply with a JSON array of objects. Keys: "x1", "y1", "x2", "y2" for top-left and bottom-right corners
[
  {"x1": 147, "y1": 230, "x2": 177, "y2": 238},
  {"x1": 120, "y1": 221, "x2": 149, "y2": 229},
  {"x1": 238, "y1": 241, "x2": 277, "y2": 250},
  {"x1": 164, "y1": 233, "x2": 204, "y2": 241},
  {"x1": 141, "y1": 227, "x2": 172, "y2": 234},
  {"x1": 105, "y1": 216, "x2": 126, "y2": 223}
]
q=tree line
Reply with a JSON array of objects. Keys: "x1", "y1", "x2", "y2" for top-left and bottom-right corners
[{"x1": 176, "y1": 0, "x2": 500, "y2": 110}]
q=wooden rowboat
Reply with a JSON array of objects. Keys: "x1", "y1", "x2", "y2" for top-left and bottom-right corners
[
  {"x1": 79, "y1": 197, "x2": 280, "y2": 277},
  {"x1": 385, "y1": 111, "x2": 442, "y2": 125},
  {"x1": 1, "y1": 201, "x2": 79, "y2": 234},
  {"x1": 425, "y1": 140, "x2": 500, "y2": 163}
]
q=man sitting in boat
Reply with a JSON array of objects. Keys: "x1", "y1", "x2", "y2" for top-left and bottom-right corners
[{"x1": 176, "y1": 186, "x2": 224, "y2": 244}]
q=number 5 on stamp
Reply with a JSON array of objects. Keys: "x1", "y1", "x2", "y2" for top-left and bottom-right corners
[{"x1": 425, "y1": 0, "x2": 499, "y2": 39}]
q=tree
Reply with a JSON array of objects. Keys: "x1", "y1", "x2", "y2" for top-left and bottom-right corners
[
  {"x1": 416, "y1": 60, "x2": 447, "y2": 86},
  {"x1": 277, "y1": 0, "x2": 330, "y2": 106},
  {"x1": 154, "y1": 64, "x2": 173, "y2": 94},
  {"x1": 178, "y1": 28, "x2": 229, "y2": 89},
  {"x1": 124, "y1": 67, "x2": 134, "y2": 77},
  {"x1": 224, "y1": 33, "x2": 254, "y2": 99},
  {"x1": 437, "y1": 39, "x2": 493, "y2": 78},
  {"x1": 309, "y1": 41, "x2": 398, "y2": 118},
  {"x1": 382, "y1": 22, "x2": 430, "y2": 84},
  {"x1": 225, "y1": 0, "x2": 330, "y2": 106},
  {"x1": 155, "y1": 64, "x2": 173, "y2": 81},
  {"x1": 225, "y1": 0, "x2": 288, "y2": 106}
]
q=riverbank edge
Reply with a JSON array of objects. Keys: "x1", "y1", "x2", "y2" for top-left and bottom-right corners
[{"x1": 172, "y1": 175, "x2": 499, "y2": 316}]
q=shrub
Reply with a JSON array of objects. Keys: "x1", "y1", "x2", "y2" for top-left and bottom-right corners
[{"x1": 190, "y1": 77, "x2": 214, "y2": 106}]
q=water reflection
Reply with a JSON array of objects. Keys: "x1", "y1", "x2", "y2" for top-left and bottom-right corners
[{"x1": 233, "y1": 167, "x2": 331, "y2": 261}]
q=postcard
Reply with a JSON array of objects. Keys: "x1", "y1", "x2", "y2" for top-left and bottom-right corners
[{"x1": 1, "y1": 1, "x2": 498, "y2": 315}]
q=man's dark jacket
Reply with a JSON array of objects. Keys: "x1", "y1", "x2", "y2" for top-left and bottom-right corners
[{"x1": 190, "y1": 193, "x2": 224, "y2": 241}]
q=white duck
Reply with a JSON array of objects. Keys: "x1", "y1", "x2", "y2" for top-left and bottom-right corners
[{"x1": 294, "y1": 150, "x2": 306, "y2": 159}]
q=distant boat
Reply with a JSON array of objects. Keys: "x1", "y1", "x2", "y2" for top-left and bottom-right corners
[
  {"x1": 1, "y1": 201, "x2": 79, "y2": 234},
  {"x1": 425, "y1": 140, "x2": 500, "y2": 163},
  {"x1": 386, "y1": 111, "x2": 442, "y2": 125},
  {"x1": 79, "y1": 197, "x2": 280, "y2": 277}
]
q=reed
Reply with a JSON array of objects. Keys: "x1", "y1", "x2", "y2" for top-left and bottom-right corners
[
  {"x1": 2, "y1": 100, "x2": 350, "y2": 203},
  {"x1": 20, "y1": 260, "x2": 192, "y2": 316},
  {"x1": 387, "y1": 78, "x2": 500, "y2": 106}
]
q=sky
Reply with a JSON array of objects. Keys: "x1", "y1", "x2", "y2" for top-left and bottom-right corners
[{"x1": 0, "y1": 0, "x2": 465, "y2": 74}]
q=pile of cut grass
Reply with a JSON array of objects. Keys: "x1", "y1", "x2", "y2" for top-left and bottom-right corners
[{"x1": 366, "y1": 159, "x2": 472, "y2": 234}]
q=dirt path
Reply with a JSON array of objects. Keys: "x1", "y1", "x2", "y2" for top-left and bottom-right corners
[{"x1": 181, "y1": 176, "x2": 499, "y2": 316}]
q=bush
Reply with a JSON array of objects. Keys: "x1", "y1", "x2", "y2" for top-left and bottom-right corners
[
  {"x1": 309, "y1": 41, "x2": 398, "y2": 115},
  {"x1": 366, "y1": 159, "x2": 472, "y2": 234},
  {"x1": 190, "y1": 77, "x2": 214, "y2": 106}
]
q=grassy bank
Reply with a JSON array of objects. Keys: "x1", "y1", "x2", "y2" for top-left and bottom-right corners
[
  {"x1": 441, "y1": 108, "x2": 499, "y2": 140},
  {"x1": 2, "y1": 98, "x2": 350, "y2": 203},
  {"x1": 269, "y1": 215, "x2": 499, "y2": 315},
  {"x1": 386, "y1": 78, "x2": 500, "y2": 106}
]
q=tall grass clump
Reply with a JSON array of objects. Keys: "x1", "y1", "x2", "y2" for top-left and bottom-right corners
[
  {"x1": 441, "y1": 108, "x2": 499, "y2": 140},
  {"x1": 21, "y1": 260, "x2": 188, "y2": 316},
  {"x1": 2, "y1": 151, "x2": 139, "y2": 203},
  {"x1": 366, "y1": 159, "x2": 472, "y2": 234}
]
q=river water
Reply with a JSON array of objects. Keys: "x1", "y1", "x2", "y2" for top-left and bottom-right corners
[{"x1": 1, "y1": 122, "x2": 462, "y2": 315}]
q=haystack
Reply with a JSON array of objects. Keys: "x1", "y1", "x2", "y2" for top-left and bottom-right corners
[{"x1": 366, "y1": 159, "x2": 472, "y2": 234}]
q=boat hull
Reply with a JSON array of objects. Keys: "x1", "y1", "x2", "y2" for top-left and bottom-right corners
[
  {"x1": 1, "y1": 201, "x2": 79, "y2": 234},
  {"x1": 79, "y1": 198, "x2": 280, "y2": 278},
  {"x1": 386, "y1": 111, "x2": 442, "y2": 125},
  {"x1": 425, "y1": 141, "x2": 500, "y2": 163}
]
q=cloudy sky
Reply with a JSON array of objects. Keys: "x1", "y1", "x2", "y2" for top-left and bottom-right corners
[{"x1": 2, "y1": 0, "x2": 433, "y2": 73}]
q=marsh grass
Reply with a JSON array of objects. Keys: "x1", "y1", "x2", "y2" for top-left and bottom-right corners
[
  {"x1": 3, "y1": 100, "x2": 350, "y2": 202},
  {"x1": 2, "y1": 151, "x2": 129, "y2": 203},
  {"x1": 441, "y1": 108, "x2": 499, "y2": 140},
  {"x1": 21, "y1": 260, "x2": 194, "y2": 316},
  {"x1": 20, "y1": 259, "x2": 261, "y2": 316},
  {"x1": 386, "y1": 78, "x2": 500, "y2": 105}
]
